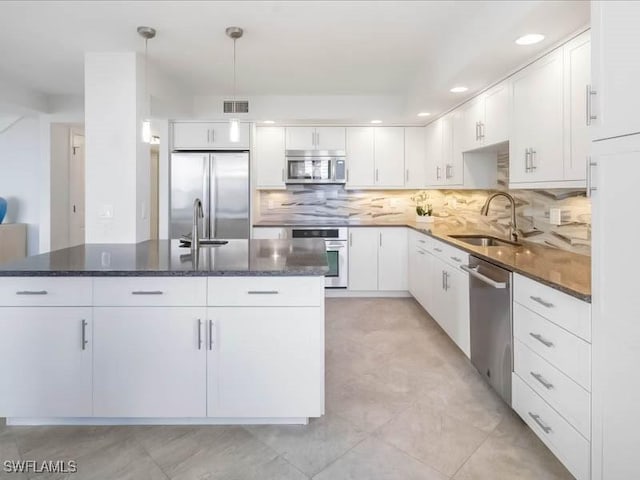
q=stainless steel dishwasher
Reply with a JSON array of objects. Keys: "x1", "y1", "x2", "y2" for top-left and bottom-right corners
[{"x1": 461, "y1": 256, "x2": 513, "y2": 405}]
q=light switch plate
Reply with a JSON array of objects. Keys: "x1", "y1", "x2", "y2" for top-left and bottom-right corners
[{"x1": 99, "y1": 204, "x2": 113, "y2": 219}]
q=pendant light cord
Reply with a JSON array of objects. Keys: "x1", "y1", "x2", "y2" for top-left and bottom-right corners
[
  {"x1": 145, "y1": 37, "x2": 149, "y2": 118},
  {"x1": 233, "y1": 37, "x2": 237, "y2": 108}
]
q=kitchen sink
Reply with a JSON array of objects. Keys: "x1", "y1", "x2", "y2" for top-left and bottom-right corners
[{"x1": 449, "y1": 235, "x2": 520, "y2": 248}]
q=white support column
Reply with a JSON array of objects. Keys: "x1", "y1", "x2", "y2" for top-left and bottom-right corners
[{"x1": 84, "y1": 52, "x2": 150, "y2": 244}]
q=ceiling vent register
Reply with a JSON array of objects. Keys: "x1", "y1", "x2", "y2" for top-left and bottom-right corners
[{"x1": 223, "y1": 100, "x2": 249, "y2": 114}]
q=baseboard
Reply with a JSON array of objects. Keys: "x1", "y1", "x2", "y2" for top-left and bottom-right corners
[
  {"x1": 6, "y1": 417, "x2": 310, "y2": 426},
  {"x1": 325, "y1": 290, "x2": 411, "y2": 298}
]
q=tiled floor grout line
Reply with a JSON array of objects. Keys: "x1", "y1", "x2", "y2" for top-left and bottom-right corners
[
  {"x1": 448, "y1": 415, "x2": 502, "y2": 479},
  {"x1": 309, "y1": 435, "x2": 370, "y2": 479}
]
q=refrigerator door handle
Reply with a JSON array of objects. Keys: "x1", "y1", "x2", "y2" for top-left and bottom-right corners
[
  {"x1": 203, "y1": 156, "x2": 211, "y2": 238},
  {"x1": 210, "y1": 155, "x2": 216, "y2": 239}
]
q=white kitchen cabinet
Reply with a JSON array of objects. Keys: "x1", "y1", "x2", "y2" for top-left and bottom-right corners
[
  {"x1": 425, "y1": 119, "x2": 444, "y2": 186},
  {"x1": 564, "y1": 31, "x2": 591, "y2": 181},
  {"x1": 286, "y1": 127, "x2": 345, "y2": 151},
  {"x1": 378, "y1": 227, "x2": 408, "y2": 291},
  {"x1": 591, "y1": 1, "x2": 640, "y2": 141},
  {"x1": 348, "y1": 228, "x2": 379, "y2": 291},
  {"x1": 483, "y1": 81, "x2": 511, "y2": 146},
  {"x1": 374, "y1": 127, "x2": 405, "y2": 187},
  {"x1": 207, "y1": 307, "x2": 322, "y2": 418},
  {"x1": 408, "y1": 230, "x2": 431, "y2": 304},
  {"x1": 93, "y1": 307, "x2": 207, "y2": 417},
  {"x1": 459, "y1": 96, "x2": 486, "y2": 153},
  {"x1": 591, "y1": 135, "x2": 640, "y2": 480},
  {"x1": 173, "y1": 122, "x2": 250, "y2": 150},
  {"x1": 404, "y1": 127, "x2": 428, "y2": 188},
  {"x1": 0, "y1": 307, "x2": 92, "y2": 417},
  {"x1": 441, "y1": 114, "x2": 461, "y2": 185},
  {"x1": 345, "y1": 127, "x2": 375, "y2": 188},
  {"x1": 510, "y1": 49, "x2": 565, "y2": 185},
  {"x1": 252, "y1": 227, "x2": 285, "y2": 239},
  {"x1": 255, "y1": 127, "x2": 286, "y2": 189},
  {"x1": 349, "y1": 227, "x2": 407, "y2": 291}
]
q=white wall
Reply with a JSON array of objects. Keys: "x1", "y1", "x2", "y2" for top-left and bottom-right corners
[{"x1": 0, "y1": 116, "x2": 41, "y2": 255}]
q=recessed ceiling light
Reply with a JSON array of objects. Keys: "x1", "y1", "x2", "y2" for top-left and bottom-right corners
[
  {"x1": 450, "y1": 86, "x2": 468, "y2": 93},
  {"x1": 263, "y1": 120, "x2": 275, "y2": 124},
  {"x1": 417, "y1": 112, "x2": 431, "y2": 117},
  {"x1": 515, "y1": 33, "x2": 545, "y2": 45},
  {"x1": 371, "y1": 120, "x2": 382, "y2": 124}
]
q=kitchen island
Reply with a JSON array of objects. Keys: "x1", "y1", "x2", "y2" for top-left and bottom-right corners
[{"x1": 0, "y1": 239, "x2": 328, "y2": 426}]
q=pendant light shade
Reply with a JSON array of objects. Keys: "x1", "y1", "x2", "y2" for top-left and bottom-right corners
[
  {"x1": 226, "y1": 27, "x2": 243, "y2": 143},
  {"x1": 138, "y1": 26, "x2": 156, "y2": 144}
]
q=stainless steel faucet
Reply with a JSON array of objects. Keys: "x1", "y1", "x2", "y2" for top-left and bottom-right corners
[
  {"x1": 192, "y1": 198, "x2": 204, "y2": 250},
  {"x1": 480, "y1": 192, "x2": 522, "y2": 243}
]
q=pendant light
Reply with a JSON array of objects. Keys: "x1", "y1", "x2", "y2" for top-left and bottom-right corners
[
  {"x1": 137, "y1": 26, "x2": 156, "y2": 144},
  {"x1": 226, "y1": 26, "x2": 243, "y2": 143}
]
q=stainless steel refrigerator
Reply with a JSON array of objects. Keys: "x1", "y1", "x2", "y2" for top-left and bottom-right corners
[{"x1": 170, "y1": 152, "x2": 250, "y2": 239}]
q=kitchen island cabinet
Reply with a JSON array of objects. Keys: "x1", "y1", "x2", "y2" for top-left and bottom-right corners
[{"x1": 0, "y1": 239, "x2": 327, "y2": 425}]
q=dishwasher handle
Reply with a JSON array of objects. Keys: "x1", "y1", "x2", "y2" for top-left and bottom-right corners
[{"x1": 461, "y1": 264, "x2": 508, "y2": 289}]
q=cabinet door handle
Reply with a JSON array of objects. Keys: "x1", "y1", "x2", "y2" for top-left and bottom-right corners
[
  {"x1": 479, "y1": 122, "x2": 485, "y2": 139},
  {"x1": 281, "y1": 168, "x2": 285, "y2": 182},
  {"x1": 207, "y1": 129, "x2": 210, "y2": 143},
  {"x1": 529, "y1": 295, "x2": 553, "y2": 308},
  {"x1": 406, "y1": 169, "x2": 409, "y2": 182},
  {"x1": 379, "y1": 232, "x2": 382, "y2": 247},
  {"x1": 528, "y1": 412, "x2": 552, "y2": 434},
  {"x1": 375, "y1": 168, "x2": 379, "y2": 182},
  {"x1": 247, "y1": 290, "x2": 279, "y2": 295},
  {"x1": 530, "y1": 371, "x2": 554, "y2": 390},
  {"x1": 587, "y1": 158, "x2": 598, "y2": 197},
  {"x1": 208, "y1": 320, "x2": 214, "y2": 350},
  {"x1": 210, "y1": 129, "x2": 214, "y2": 143},
  {"x1": 433, "y1": 247, "x2": 442, "y2": 253},
  {"x1": 131, "y1": 290, "x2": 163, "y2": 295},
  {"x1": 349, "y1": 232, "x2": 353, "y2": 247},
  {"x1": 445, "y1": 164, "x2": 452, "y2": 179},
  {"x1": 16, "y1": 290, "x2": 48, "y2": 295},
  {"x1": 530, "y1": 149, "x2": 537, "y2": 171},
  {"x1": 450, "y1": 256, "x2": 462, "y2": 263},
  {"x1": 444, "y1": 271, "x2": 449, "y2": 290},
  {"x1": 586, "y1": 84, "x2": 598, "y2": 125},
  {"x1": 475, "y1": 122, "x2": 479, "y2": 141},
  {"x1": 81, "y1": 319, "x2": 88, "y2": 350},
  {"x1": 525, "y1": 148, "x2": 531, "y2": 172},
  {"x1": 436, "y1": 166, "x2": 441, "y2": 180},
  {"x1": 197, "y1": 319, "x2": 203, "y2": 350},
  {"x1": 441, "y1": 270, "x2": 446, "y2": 290},
  {"x1": 529, "y1": 332, "x2": 554, "y2": 348}
]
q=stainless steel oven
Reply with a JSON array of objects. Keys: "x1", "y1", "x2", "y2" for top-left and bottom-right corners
[
  {"x1": 285, "y1": 150, "x2": 346, "y2": 184},
  {"x1": 287, "y1": 227, "x2": 348, "y2": 288}
]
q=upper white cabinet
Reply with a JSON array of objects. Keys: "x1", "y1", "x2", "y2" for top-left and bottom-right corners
[
  {"x1": 348, "y1": 227, "x2": 407, "y2": 291},
  {"x1": 452, "y1": 81, "x2": 510, "y2": 156},
  {"x1": 591, "y1": 1, "x2": 640, "y2": 141},
  {"x1": 564, "y1": 31, "x2": 591, "y2": 181},
  {"x1": 510, "y1": 49, "x2": 565, "y2": 185},
  {"x1": 374, "y1": 127, "x2": 405, "y2": 187},
  {"x1": 510, "y1": 31, "x2": 592, "y2": 188},
  {"x1": 426, "y1": 115, "x2": 466, "y2": 187},
  {"x1": 345, "y1": 127, "x2": 405, "y2": 189},
  {"x1": 404, "y1": 127, "x2": 428, "y2": 188},
  {"x1": 286, "y1": 127, "x2": 345, "y2": 151},
  {"x1": 173, "y1": 122, "x2": 250, "y2": 150},
  {"x1": 425, "y1": 119, "x2": 444, "y2": 186},
  {"x1": 255, "y1": 127, "x2": 286, "y2": 189}
]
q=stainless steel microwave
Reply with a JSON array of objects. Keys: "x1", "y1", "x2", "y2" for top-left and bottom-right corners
[{"x1": 285, "y1": 150, "x2": 346, "y2": 184}]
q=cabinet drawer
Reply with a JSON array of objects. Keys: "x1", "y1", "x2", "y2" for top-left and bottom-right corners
[
  {"x1": 208, "y1": 277, "x2": 323, "y2": 306},
  {"x1": 514, "y1": 339, "x2": 590, "y2": 438},
  {"x1": 0, "y1": 277, "x2": 92, "y2": 306},
  {"x1": 514, "y1": 274, "x2": 591, "y2": 341},
  {"x1": 514, "y1": 302, "x2": 591, "y2": 391},
  {"x1": 93, "y1": 277, "x2": 207, "y2": 306},
  {"x1": 430, "y1": 238, "x2": 469, "y2": 269},
  {"x1": 409, "y1": 230, "x2": 434, "y2": 251},
  {"x1": 512, "y1": 374, "x2": 590, "y2": 480}
]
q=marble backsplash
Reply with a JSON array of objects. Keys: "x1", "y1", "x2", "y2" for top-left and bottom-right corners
[{"x1": 257, "y1": 153, "x2": 591, "y2": 255}]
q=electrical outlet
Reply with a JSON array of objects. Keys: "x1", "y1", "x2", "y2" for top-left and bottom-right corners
[{"x1": 99, "y1": 204, "x2": 113, "y2": 219}]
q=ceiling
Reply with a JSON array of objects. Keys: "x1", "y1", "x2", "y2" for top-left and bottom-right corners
[{"x1": 0, "y1": 0, "x2": 589, "y2": 118}]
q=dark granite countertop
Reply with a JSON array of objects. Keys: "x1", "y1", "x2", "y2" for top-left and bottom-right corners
[
  {"x1": 0, "y1": 239, "x2": 329, "y2": 277},
  {"x1": 254, "y1": 219, "x2": 591, "y2": 302}
]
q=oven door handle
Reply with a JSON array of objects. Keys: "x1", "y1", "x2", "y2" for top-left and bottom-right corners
[
  {"x1": 325, "y1": 243, "x2": 346, "y2": 249},
  {"x1": 461, "y1": 265, "x2": 507, "y2": 289}
]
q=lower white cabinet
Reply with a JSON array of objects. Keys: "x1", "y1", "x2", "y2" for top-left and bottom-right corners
[
  {"x1": 207, "y1": 307, "x2": 323, "y2": 418},
  {"x1": 348, "y1": 227, "x2": 407, "y2": 291},
  {"x1": 93, "y1": 307, "x2": 207, "y2": 417},
  {"x1": 0, "y1": 307, "x2": 92, "y2": 417}
]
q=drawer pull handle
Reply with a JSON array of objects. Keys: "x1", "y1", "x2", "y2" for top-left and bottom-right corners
[
  {"x1": 530, "y1": 296, "x2": 554, "y2": 308},
  {"x1": 451, "y1": 256, "x2": 462, "y2": 262},
  {"x1": 528, "y1": 412, "x2": 552, "y2": 434},
  {"x1": 530, "y1": 371, "x2": 554, "y2": 390},
  {"x1": 529, "y1": 332, "x2": 554, "y2": 348},
  {"x1": 208, "y1": 320, "x2": 214, "y2": 350},
  {"x1": 433, "y1": 247, "x2": 443, "y2": 253},
  {"x1": 131, "y1": 290, "x2": 164, "y2": 295},
  {"x1": 197, "y1": 319, "x2": 203, "y2": 350},
  {"x1": 418, "y1": 239, "x2": 426, "y2": 244},
  {"x1": 247, "y1": 290, "x2": 279, "y2": 295},
  {"x1": 16, "y1": 290, "x2": 48, "y2": 295}
]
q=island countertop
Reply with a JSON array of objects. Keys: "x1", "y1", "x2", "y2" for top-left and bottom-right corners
[{"x1": 0, "y1": 239, "x2": 329, "y2": 277}]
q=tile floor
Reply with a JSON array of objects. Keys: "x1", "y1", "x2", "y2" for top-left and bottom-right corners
[{"x1": 0, "y1": 298, "x2": 573, "y2": 480}]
